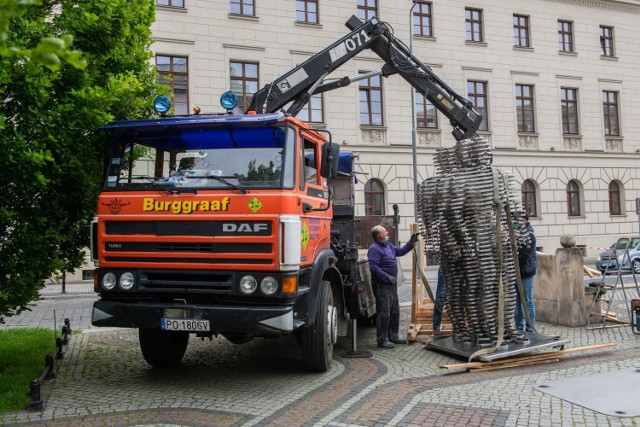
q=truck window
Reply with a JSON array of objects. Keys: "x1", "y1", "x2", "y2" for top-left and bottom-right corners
[
  {"x1": 104, "y1": 125, "x2": 295, "y2": 191},
  {"x1": 301, "y1": 139, "x2": 319, "y2": 188}
]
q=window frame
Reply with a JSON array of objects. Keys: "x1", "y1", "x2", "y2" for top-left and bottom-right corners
[
  {"x1": 521, "y1": 179, "x2": 538, "y2": 218},
  {"x1": 230, "y1": 0, "x2": 255, "y2": 16},
  {"x1": 467, "y1": 80, "x2": 489, "y2": 131},
  {"x1": 357, "y1": 0, "x2": 378, "y2": 22},
  {"x1": 413, "y1": 2, "x2": 433, "y2": 37},
  {"x1": 558, "y1": 20, "x2": 574, "y2": 53},
  {"x1": 156, "y1": 55, "x2": 189, "y2": 115},
  {"x1": 600, "y1": 25, "x2": 615, "y2": 57},
  {"x1": 602, "y1": 90, "x2": 620, "y2": 137},
  {"x1": 156, "y1": 0, "x2": 184, "y2": 7},
  {"x1": 364, "y1": 178, "x2": 385, "y2": 216},
  {"x1": 567, "y1": 180, "x2": 581, "y2": 217},
  {"x1": 230, "y1": 61, "x2": 259, "y2": 112},
  {"x1": 296, "y1": 0, "x2": 318, "y2": 24},
  {"x1": 515, "y1": 84, "x2": 535, "y2": 133},
  {"x1": 560, "y1": 87, "x2": 579, "y2": 135},
  {"x1": 297, "y1": 93, "x2": 324, "y2": 124},
  {"x1": 359, "y1": 72, "x2": 384, "y2": 126},
  {"x1": 465, "y1": 8, "x2": 483, "y2": 42},
  {"x1": 415, "y1": 91, "x2": 438, "y2": 129},
  {"x1": 513, "y1": 14, "x2": 530, "y2": 48},
  {"x1": 608, "y1": 180, "x2": 621, "y2": 215}
]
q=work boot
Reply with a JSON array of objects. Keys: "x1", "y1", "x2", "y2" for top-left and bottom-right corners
[
  {"x1": 433, "y1": 324, "x2": 441, "y2": 336},
  {"x1": 378, "y1": 340, "x2": 395, "y2": 349},
  {"x1": 389, "y1": 334, "x2": 407, "y2": 345}
]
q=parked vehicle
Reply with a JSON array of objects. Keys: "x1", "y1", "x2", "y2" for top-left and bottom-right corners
[{"x1": 595, "y1": 237, "x2": 640, "y2": 273}]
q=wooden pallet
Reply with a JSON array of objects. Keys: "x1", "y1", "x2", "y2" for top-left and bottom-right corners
[
  {"x1": 440, "y1": 343, "x2": 616, "y2": 372},
  {"x1": 407, "y1": 299, "x2": 453, "y2": 343}
]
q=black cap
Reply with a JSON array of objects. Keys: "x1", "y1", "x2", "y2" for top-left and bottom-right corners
[{"x1": 520, "y1": 211, "x2": 529, "y2": 220}]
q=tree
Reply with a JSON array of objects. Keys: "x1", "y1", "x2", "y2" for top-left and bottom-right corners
[{"x1": 0, "y1": 0, "x2": 165, "y2": 320}]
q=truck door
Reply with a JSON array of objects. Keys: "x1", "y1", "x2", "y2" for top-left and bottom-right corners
[{"x1": 299, "y1": 136, "x2": 331, "y2": 264}]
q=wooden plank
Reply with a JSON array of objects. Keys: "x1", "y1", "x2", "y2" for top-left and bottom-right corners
[{"x1": 439, "y1": 343, "x2": 617, "y2": 371}]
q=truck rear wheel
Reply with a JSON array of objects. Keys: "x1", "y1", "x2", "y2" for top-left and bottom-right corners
[
  {"x1": 139, "y1": 329, "x2": 189, "y2": 367},
  {"x1": 300, "y1": 281, "x2": 336, "y2": 372}
]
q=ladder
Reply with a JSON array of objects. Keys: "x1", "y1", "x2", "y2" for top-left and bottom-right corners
[{"x1": 587, "y1": 237, "x2": 640, "y2": 329}]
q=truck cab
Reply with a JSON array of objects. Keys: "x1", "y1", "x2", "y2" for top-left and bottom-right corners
[{"x1": 92, "y1": 111, "x2": 346, "y2": 371}]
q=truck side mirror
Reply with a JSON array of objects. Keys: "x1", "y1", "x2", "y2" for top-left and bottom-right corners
[{"x1": 320, "y1": 142, "x2": 339, "y2": 179}]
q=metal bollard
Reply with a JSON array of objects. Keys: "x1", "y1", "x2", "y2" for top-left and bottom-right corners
[
  {"x1": 56, "y1": 337, "x2": 64, "y2": 359},
  {"x1": 45, "y1": 354, "x2": 55, "y2": 379},
  {"x1": 27, "y1": 379, "x2": 43, "y2": 411},
  {"x1": 61, "y1": 325, "x2": 69, "y2": 345}
]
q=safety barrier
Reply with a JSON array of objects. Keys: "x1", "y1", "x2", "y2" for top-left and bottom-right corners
[{"x1": 26, "y1": 318, "x2": 72, "y2": 411}]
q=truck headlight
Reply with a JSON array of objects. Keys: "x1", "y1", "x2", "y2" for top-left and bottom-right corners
[
  {"x1": 260, "y1": 276, "x2": 278, "y2": 295},
  {"x1": 119, "y1": 272, "x2": 135, "y2": 290},
  {"x1": 103, "y1": 272, "x2": 116, "y2": 290},
  {"x1": 239, "y1": 275, "x2": 257, "y2": 294}
]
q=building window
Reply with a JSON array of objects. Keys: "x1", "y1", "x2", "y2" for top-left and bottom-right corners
[
  {"x1": 156, "y1": 55, "x2": 189, "y2": 115},
  {"x1": 513, "y1": 15, "x2": 530, "y2": 48},
  {"x1": 157, "y1": 0, "x2": 184, "y2": 7},
  {"x1": 465, "y1": 8, "x2": 483, "y2": 42},
  {"x1": 413, "y1": 2, "x2": 432, "y2": 37},
  {"x1": 522, "y1": 180, "x2": 537, "y2": 218},
  {"x1": 230, "y1": 0, "x2": 254, "y2": 16},
  {"x1": 567, "y1": 180, "x2": 581, "y2": 216},
  {"x1": 467, "y1": 81, "x2": 488, "y2": 131},
  {"x1": 359, "y1": 72, "x2": 383, "y2": 126},
  {"x1": 416, "y1": 92, "x2": 437, "y2": 129},
  {"x1": 365, "y1": 179, "x2": 385, "y2": 215},
  {"x1": 602, "y1": 91, "x2": 620, "y2": 136},
  {"x1": 558, "y1": 20, "x2": 573, "y2": 52},
  {"x1": 609, "y1": 181, "x2": 621, "y2": 215},
  {"x1": 298, "y1": 94, "x2": 324, "y2": 123},
  {"x1": 230, "y1": 61, "x2": 259, "y2": 112},
  {"x1": 600, "y1": 26, "x2": 614, "y2": 57},
  {"x1": 296, "y1": 0, "x2": 318, "y2": 24},
  {"x1": 560, "y1": 88, "x2": 579, "y2": 134},
  {"x1": 515, "y1": 84, "x2": 535, "y2": 133},
  {"x1": 357, "y1": 0, "x2": 377, "y2": 22}
]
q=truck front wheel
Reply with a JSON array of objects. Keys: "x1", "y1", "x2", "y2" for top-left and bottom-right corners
[
  {"x1": 139, "y1": 329, "x2": 189, "y2": 367},
  {"x1": 300, "y1": 281, "x2": 337, "y2": 372}
]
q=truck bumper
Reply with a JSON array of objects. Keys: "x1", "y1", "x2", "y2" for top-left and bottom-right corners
[{"x1": 91, "y1": 300, "x2": 294, "y2": 334}]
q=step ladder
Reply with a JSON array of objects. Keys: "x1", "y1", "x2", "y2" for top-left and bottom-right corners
[{"x1": 587, "y1": 237, "x2": 640, "y2": 329}]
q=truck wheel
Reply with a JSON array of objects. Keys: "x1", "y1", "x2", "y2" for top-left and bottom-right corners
[
  {"x1": 139, "y1": 329, "x2": 189, "y2": 367},
  {"x1": 300, "y1": 281, "x2": 336, "y2": 372}
]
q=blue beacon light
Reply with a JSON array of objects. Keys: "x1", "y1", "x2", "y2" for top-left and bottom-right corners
[
  {"x1": 220, "y1": 91, "x2": 238, "y2": 111},
  {"x1": 154, "y1": 95, "x2": 172, "y2": 114}
]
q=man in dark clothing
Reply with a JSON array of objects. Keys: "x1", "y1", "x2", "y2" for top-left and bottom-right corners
[
  {"x1": 515, "y1": 211, "x2": 537, "y2": 332},
  {"x1": 367, "y1": 225, "x2": 418, "y2": 348}
]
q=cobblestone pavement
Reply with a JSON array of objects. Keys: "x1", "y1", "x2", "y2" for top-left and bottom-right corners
[{"x1": 1, "y1": 274, "x2": 639, "y2": 426}]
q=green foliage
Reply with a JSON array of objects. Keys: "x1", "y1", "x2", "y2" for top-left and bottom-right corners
[
  {"x1": 0, "y1": 328, "x2": 56, "y2": 412},
  {"x1": 235, "y1": 160, "x2": 282, "y2": 183},
  {"x1": 0, "y1": 0, "x2": 165, "y2": 320}
]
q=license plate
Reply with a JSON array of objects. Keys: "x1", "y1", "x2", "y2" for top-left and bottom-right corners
[{"x1": 161, "y1": 318, "x2": 210, "y2": 332}]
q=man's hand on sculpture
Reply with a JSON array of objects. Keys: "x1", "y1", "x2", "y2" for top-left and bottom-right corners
[{"x1": 410, "y1": 233, "x2": 420, "y2": 245}]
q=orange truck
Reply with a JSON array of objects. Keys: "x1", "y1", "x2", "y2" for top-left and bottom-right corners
[{"x1": 91, "y1": 15, "x2": 481, "y2": 371}]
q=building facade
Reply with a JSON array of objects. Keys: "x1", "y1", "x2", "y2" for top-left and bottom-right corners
[{"x1": 151, "y1": 0, "x2": 640, "y2": 255}]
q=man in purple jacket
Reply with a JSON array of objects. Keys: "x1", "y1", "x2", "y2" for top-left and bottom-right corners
[{"x1": 368, "y1": 225, "x2": 419, "y2": 348}]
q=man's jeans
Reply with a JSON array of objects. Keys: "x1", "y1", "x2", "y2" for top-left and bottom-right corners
[
  {"x1": 515, "y1": 275, "x2": 536, "y2": 331},
  {"x1": 432, "y1": 267, "x2": 446, "y2": 327}
]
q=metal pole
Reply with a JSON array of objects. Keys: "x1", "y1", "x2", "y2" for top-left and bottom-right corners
[{"x1": 410, "y1": 1, "x2": 419, "y2": 223}]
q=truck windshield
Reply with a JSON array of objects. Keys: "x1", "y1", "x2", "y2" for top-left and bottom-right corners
[{"x1": 104, "y1": 125, "x2": 295, "y2": 191}]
